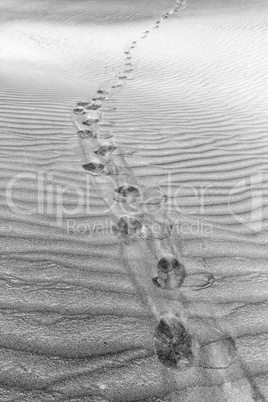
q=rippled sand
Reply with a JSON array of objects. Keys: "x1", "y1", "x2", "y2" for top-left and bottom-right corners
[{"x1": 1, "y1": 0, "x2": 268, "y2": 400}]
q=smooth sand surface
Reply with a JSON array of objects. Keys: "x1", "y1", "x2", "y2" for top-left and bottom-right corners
[{"x1": 1, "y1": 0, "x2": 268, "y2": 400}]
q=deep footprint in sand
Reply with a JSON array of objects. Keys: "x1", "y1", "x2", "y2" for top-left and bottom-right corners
[
  {"x1": 154, "y1": 316, "x2": 194, "y2": 369},
  {"x1": 152, "y1": 256, "x2": 186, "y2": 289},
  {"x1": 154, "y1": 315, "x2": 237, "y2": 370}
]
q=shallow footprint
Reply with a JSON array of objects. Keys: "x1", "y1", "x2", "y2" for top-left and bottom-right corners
[
  {"x1": 92, "y1": 95, "x2": 107, "y2": 101},
  {"x1": 187, "y1": 316, "x2": 237, "y2": 369},
  {"x1": 114, "y1": 185, "x2": 167, "y2": 208},
  {"x1": 114, "y1": 184, "x2": 140, "y2": 199},
  {"x1": 82, "y1": 162, "x2": 105, "y2": 174},
  {"x1": 98, "y1": 131, "x2": 114, "y2": 139},
  {"x1": 97, "y1": 89, "x2": 109, "y2": 95},
  {"x1": 77, "y1": 101, "x2": 91, "y2": 107},
  {"x1": 94, "y1": 145, "x2": 116, "y2": 157},
  {"x1": 77, "y1": 129, "x2": 96, "y2": 139},
  {"x1": 82, "y1": 118, "x2": 100, "y2": 126},
  {"x1": 85, "y1": 101, "x2": 102, "y2": 111},
  {"x1": 73, "y1": 107, "x2": 86, "y2": 115},
  {"x1": 112, "y1": 216, "x2": 143, "y2": 239}
]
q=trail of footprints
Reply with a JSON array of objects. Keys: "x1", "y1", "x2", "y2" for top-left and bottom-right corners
[{"x1": 71, "y1": 0, "x2": 238, "y2": 375}]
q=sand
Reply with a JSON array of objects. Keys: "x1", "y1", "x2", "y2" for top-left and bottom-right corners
[{"x1": 0, "y1": 0, "x2": 268, "y2": 400}]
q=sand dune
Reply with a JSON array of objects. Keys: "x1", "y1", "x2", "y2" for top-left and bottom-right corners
[{"x1": 1, "y1": 0, "x2": 268, "y2": 400}]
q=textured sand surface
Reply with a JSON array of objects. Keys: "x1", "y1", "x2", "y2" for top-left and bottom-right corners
[{"x1": 1, "y1": 0, "x2": 268, "y2": 400}]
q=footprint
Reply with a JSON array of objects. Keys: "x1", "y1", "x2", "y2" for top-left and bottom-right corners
[
  {"x1": 94, "y1": 145, "x2": 116, "y2": 157},
  {"x1": 92, "y1": 96, "x2": 106, "y2": 101},
  {"x1": 130, "y1": 45, "x2": 135, "y2": 49},
  {"x1": 154, "y1": 316, "x2": 194, "y2": 368},
  {"x1": 73, "y1": 107, "x2": 86, "y2": 115},
  {"x1": 132, "y1": 41, "x2": 137, "y2": 44},
  {"x1": 118, "y1": 74, "x2": 127, "y2": 80},
  {"x1": 124, "y1": 51, "x2": 130, "y2": 54},
  {"x1": 126, "y1": 56, "x2": 132, "y2": 60},
  {"x1": 124, "y1": 69, "x2": 133, "y2": 73},
  {"x1": 97, "y1": 89, "x2": 109, "y2": 95},
  {"x1": 114, "y1": 185, "x2": 140, "y2": 198},
  {"x1": 82, "y1": 118, "x2": 100, "y2": 126},
  {"x1": 112, "y1": 216, "x2": 143, "y2": 239},
  {"x1": 125, "y1": 63, "x2": 133, "y2": 66},
  {"x1": 85, "y1": 102, "x2": 102, "y2": 111},
  {"x1": 152, "y1": 256, "x2": 186, "y2": 289},
  {"x1": 77, "y1": 101, "x2": 91, "y2": 107},
  {"x1": 98, "y1": 131, "x2": 114, "y2": 139},
  {"x1": 82, "y1": 162, "x2": 105, "y2": 174},
  {"x1": 77, "y1": 129, "x2": 95, "y2": 139}
]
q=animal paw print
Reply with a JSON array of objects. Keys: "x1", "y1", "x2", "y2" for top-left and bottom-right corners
[
  {"x1": 112, "y1": 216, "x2": 143, "y2": 239},
  {"x1": 152, "y1": 256, "x2": 186, "y2": 289},
  {"x1": 154, "y1": 315, "x2": 194, "y2": 368}
]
